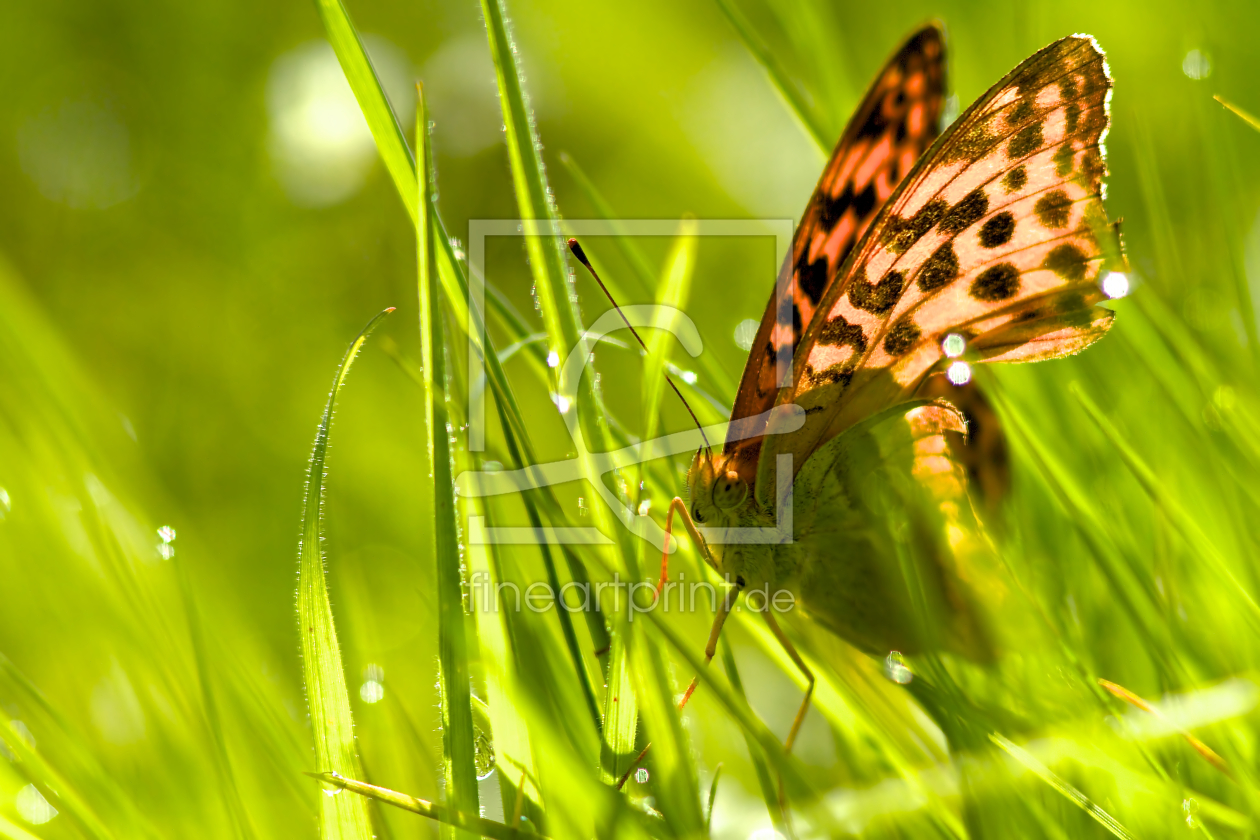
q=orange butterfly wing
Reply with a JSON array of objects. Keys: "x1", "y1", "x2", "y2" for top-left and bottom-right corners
[
  {"x1": 724, "y1": 25, "x2": 946, "y2": 482},
  {"x1": 762, "y1": 34, "x2": 1120, "y2": 491}
]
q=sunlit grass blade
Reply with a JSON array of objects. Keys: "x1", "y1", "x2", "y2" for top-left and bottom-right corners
[
  {"x1": 558, "y1": 153, "x2": 736, "y2": 405},
  {"x1": 598, "y1": 633, "x2": 637, "y2": 785},
  {"x1": 297, "y1": 308, "x2": 393, "y2": 840},
  {"x1": 989, "y1": 733, "x2": 1136, "y2": 840},
  {"x1": 172, "y1": 556, "x2": 255, "y2": 840},
  {"x1": 479, "y1": 0, "x2": 632, "y2": 579},
  {"x1": 0, "y1": 717, "x2": 114, "y2": 840},
  {"x1": 718, "y1": 638, "x2": 784, "y2": 830},
  {"x1": 308, "y1": 773, "x2": 545, "y2": 840},
  {"x1": 1070, "y1": 382, "x2": 1260, "y2": 629},
  {"x1": 1098, "y1": 679, "x2": 1231, "y2": 777},
  {"x1": 710, "y1": 0, "x2": 829, "y2": 152},
  {"x1": 0, "y1": 812, "x2": 40, "y2": 840},
  {"x1": 417, "y1": 87, "x2": 481, "y2": 835},
  {"x1": 705, "y1": 763, "x2": 722, "y2": 833},
  {"x1": 983, "y1": 378, "x2": 1169, "y2": 655},
  {"x1": 639, "y1": 218, "x2": 697, "y2": 469},
  {"x1": 0, "y1": 652, "x2": 159, "y2": 837},
  {"x1": 313, "y1": 0, "x2": 415, "y2": 222},
  {"x1": 1215, "y1": 95, "x2": 1260, "y2": 133}
]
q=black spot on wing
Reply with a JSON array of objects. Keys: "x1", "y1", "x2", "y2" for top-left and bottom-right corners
[
  {"x1": 1034, "y1": 190, "x2": 1072, "y2": 228},
  {"x1": 1065, "y1": 102, "x2": 1081, "y2": 135},
  {"x1": 1053, "y1": 143, "x2": 1075, "y2": 177},
  {"x1": 940, "y1": 189, "x2": 990, "y2": 234},
  {"x1": 855, "y1": 102, "x2": 889, "y2": 140},
  {"x1": 979, "y1": 212, "x2": 1015, "y2": 248},
  {"x1": 1008, "y1": 121, "x2": 1044, "y2": 158},
  {"x1": 970, "y1": 264, "x2": 1020, "y2": 301},
  {"x1": 848, "y1": 268, "x2": 905, "y2": 315},
  {"x1": 818, "y1": 314, "x2": 867, "y2": 353},
  {"x1": 805, "y1": 363, "x2": 854, "y2": 389},
  {"x1": 1006, "y1": 98, "x2": 1035, "y2": 126},
  {"x1": 1043, "y1": 243, "x2": 1090, "y2": 281},
  {"x1": 819, "y1": 183, "x2": 853, "y2": 230},
  {"x1": 883, "y1": 317, "x2": 921, "y2": 355},
  {"x1": 882, "y1": 198, "x2": 947, "y2": 254},
  {"x1": 797, "y1": 256, "x2": 829, "y2": 305},
  {"x1": 918, "y1": 242, "x2": 959, "y2": 292},
  {"x1": 1003, "y1": 166, "x2": 1028, "y2": 193},
  {"x1": 853, "y1": 182, "x2": 878, "y2": 219}
]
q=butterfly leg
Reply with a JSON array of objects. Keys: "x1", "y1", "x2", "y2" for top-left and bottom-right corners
[
  {"x1": 657, "y1": 496, "x2": 717, "y2": 592},
  {"x1": 615, "y1": 501, "x2": 740, "y2": 791},
  {"x1": 614, "y1": 577, "x2": 743, "y2": 790},
  {"x1": 762, "y1": 610, "x2": 814, "y2": 753},
  {"x1": 764, "y1": 609, "x2": 813, "y2": 823}
]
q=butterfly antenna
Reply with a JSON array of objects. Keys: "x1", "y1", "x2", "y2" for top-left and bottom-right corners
[{"x1": 567, "y1": 238, "x2": 711, "y2": 451}]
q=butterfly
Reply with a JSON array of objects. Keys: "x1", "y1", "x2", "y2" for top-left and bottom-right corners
[{"x1": 662, "y1": 25, "x2": 1123, "y2": 753}]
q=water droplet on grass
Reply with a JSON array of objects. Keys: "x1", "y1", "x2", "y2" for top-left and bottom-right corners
[
  {"x1": 884, "y1": 651, "x2": 913, "y2": 684},
  {"x1": 941, "y1": 333, "x2": 966, "y2": 358},
  {"x1": 734, "y1": 318, "x2": 759, "y2": 351},
  {"x1": 16, "y1": 785, "x2": 57, "y2": 824},
  {"x1": 946, "y1": 360, "x2": 972, "y2": 386},
  {"x1": 1182, "y1": 49, "x2": 1211, "y2": 80},
  {"x1": 1102, "y1": 271, "x2": 1129, "y2": 299}
]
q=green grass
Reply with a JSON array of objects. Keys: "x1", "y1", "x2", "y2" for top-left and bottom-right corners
[{"x1": 1, "y1": 0, "x2": 1260, "y2": 838}]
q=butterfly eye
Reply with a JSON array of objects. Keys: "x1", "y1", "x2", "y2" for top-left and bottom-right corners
[{"x1": 712, "y1": 470, "x2": 748, "y2": 510}]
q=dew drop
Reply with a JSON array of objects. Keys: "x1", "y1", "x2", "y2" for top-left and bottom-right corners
[
  {"x1": 884, "y1": 651, "x2": 913, "y2": 684},
  {"x1": 733, "y1": 318, "x2": 759, "y2": 351},
  {"x1": 634, "y1": 767, "x2": 649, "y2": 784},
  {"x1": 474, "y1": 728, "x2": 495, "y2": 780},
  {"x1": 1102, "y1": 271, "x2": 1129, "y2": 299},
  {"x1": 1182, "y1": 49, "x2": 1211, "y2": 80},
  {"x1": 1184, "y1": 797, "x2": 1200, "y2": 828},
  {"x1": 941, "y1": 333, "x2": 966, "y2": 358},
  {"x1": 946, "y1": 360, "x2": 972, "y2": 386},
  {"x1": 15, "y1": 784, "x2": 56, "y2": 825}
]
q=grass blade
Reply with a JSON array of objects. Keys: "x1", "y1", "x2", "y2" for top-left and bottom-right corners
[
  {"x1": 1215, "y1": 95, "x2": 1260, "y2": 133},
  {"x1": 1070, "y1": 382, "x2": 1260, "y2": 629},
  {"x1": 309, "y1": 773, "x2": 545, "y2": 840},
  {"x1": 598, "y1": 632, "x2": 638, "y2": 785},
  {"x1": 417, "y1": 87, "x2": 482, "y2": 834},
  {"x1": 711, "y1": 0, "x2": 830, "y2": 151},
  {"x1": 297, "y1": 308, "x2": 393, "y2": 840},
  {"x1": 313, "y1": 0, "x2": 415, "y2": 222},
  {"x1": 0, "y1": 717, "x2": 115, "y2": 840},
  {"x1": 989, "y1": 734, "x2": 1136, "y2": 840},
  {"x1": 718, "y1": 638, "x2": 784, "y2": 831},
  {"x1": 639, "y1": 218, "x2": 698, "y2": 472}
]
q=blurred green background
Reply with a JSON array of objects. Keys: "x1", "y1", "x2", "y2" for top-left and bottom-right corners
[{"x1": 1, "y1": 0, "x2": 1260, "y2": 836}]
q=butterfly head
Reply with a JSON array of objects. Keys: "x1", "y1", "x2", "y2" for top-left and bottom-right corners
[{"x1": 686, "y1": 448, "x2": 750, "y2": 534}]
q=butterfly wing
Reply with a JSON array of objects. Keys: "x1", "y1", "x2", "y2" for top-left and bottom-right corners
[
  {"x1": 724, "y1": 24, "x2": 946, "y2": 482},
  {"x1": 762, "y1": 34, "x2": 1120, "y2": 497},
  {"x1": 791, "y1": 400, "x2": 994, "y2": 658}
]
